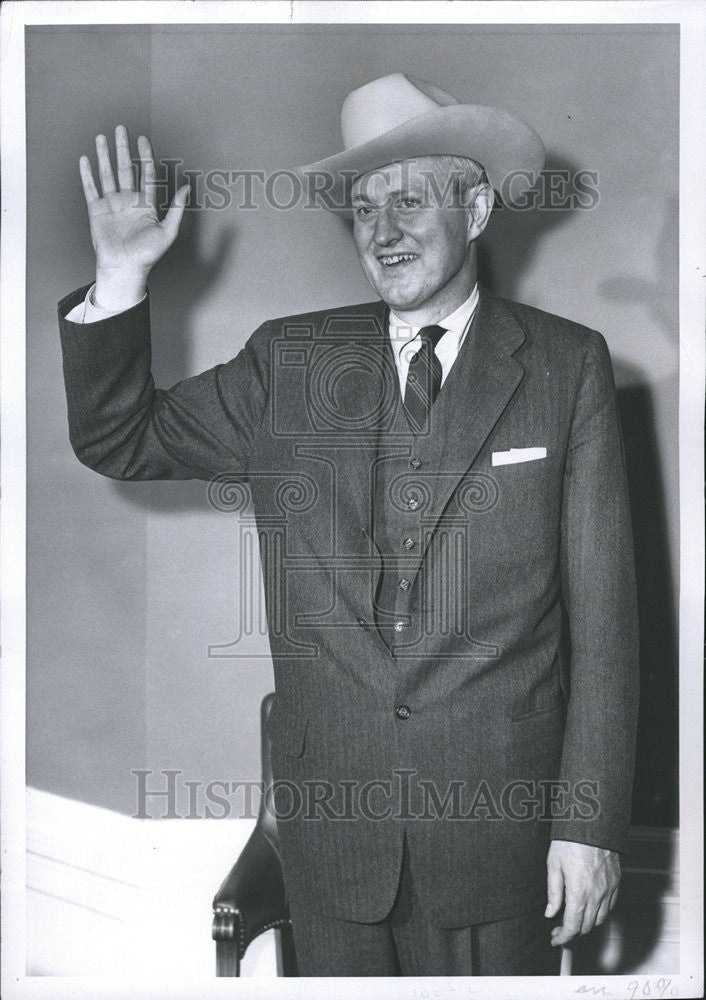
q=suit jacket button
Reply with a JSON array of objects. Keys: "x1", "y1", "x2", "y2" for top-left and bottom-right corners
[
  {"x1": 398, "y1": 578, "x2": 410, "y2": 591},
  {"x1": 402, "y1": 537, "x2": 415, "y2": 550},
  {"x1": 356, "y1": 617, "x2": 367, "y2": 626},
  {"x1": 395, "y1": 705, "x2": 411, "y2": 720},
  {"x1": 407, "y1": 496, "x2": 419, "y2": 511},
  {"x1": 410, "y1": 458, "x2": 422, "y2": 469}
]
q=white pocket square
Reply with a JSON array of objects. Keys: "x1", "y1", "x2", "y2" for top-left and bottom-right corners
[{"x1": 492, "y1": 447, "x2": 547, "y2": 467}]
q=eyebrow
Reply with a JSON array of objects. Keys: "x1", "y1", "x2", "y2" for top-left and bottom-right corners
[{"x1": 350, "y1": 188, "x2": 421, "y2": 206}]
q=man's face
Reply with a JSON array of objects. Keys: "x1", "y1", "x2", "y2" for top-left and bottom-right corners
[{"x1": 351, "y1": 158, "x2": 475, "y2": 321}]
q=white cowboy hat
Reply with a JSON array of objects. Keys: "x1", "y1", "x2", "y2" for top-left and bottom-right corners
[{"x1": 297, "y1": 73, "x2": 545, "y2": 211}]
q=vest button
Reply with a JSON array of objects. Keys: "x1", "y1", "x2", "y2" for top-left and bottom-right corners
[
  {"x1": 410, "y1": 458, "x2": 422, "y2": 469},
  {"x1": 356, "y1": 617, "x2": 367, "y2": 626},
  {"x1": 395, "y1": 705, "x2": 411, "y2": 721},
  {"x1": 402, "y1": 537, "x2": 415, "y2": 550},
  {"x1": 398, "y1": 578, "x2": 410, "y2": 591},
  {"x1": 393, "y1": 621, "x2": 406, "y2": 632}
]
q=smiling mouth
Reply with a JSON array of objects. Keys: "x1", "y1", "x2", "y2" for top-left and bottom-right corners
[{"x1": 378, "y1": 253, "x2": 419, "y2": 267}]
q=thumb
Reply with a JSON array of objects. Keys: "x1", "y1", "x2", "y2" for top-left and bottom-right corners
[
  {"x1": 545, "y1": 857, "x2": 564, "y2": 918},
  {"x1": 162, "y1": 184, "x2": 191, "y2": 243}
]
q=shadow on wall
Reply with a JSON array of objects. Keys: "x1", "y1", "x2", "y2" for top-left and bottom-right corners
[
  {"x1": 618, "y1": 376, "x2": 678, "y2": 829},
  {"x1": 600, "y1": 197, "x2": 678, "y2": 352},
  {"x1": 478, "y1": 153, "x2": 580, "y2": 299},
  {"x1": 150, "y1": 202, "x2": 239, "y2": 387},
  {"x1": 604, "y1": 198, "x2": 679, "y2": 830},
  {"x1": 570, "y1": 834, "x2": 678, "y2": 975},
  {"x1": 112, "y1": 201, "x2": 238, "y2": 516}
]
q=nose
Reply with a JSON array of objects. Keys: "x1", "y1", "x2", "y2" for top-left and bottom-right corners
[{"x1": 372, "y1": 206, "x2": 402, "y2": 246}]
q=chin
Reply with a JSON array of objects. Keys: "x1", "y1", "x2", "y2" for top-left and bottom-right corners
[
  {"x1": 378, "y1": 294, "x2": 412, "y2": 312},
  {"x1": 375, "y1": 283, "x2": 425, "y2": 310}
]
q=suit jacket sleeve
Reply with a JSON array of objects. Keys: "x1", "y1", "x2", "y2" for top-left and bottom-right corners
[
  {"x1": 554, "y1": 330, "x2": 639, "y2": 854},
  {"x1": 58, "y1": 284, "x2": 269, "y2": 481}
]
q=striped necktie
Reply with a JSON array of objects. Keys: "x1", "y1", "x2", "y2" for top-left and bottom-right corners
[{"x1": 402, "y1": 325, "x2": 446, "y2": 432}]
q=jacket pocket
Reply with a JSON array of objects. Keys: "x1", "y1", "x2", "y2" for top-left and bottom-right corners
[
  {"x1": 266, "y1": 697, "x2": 309, "y2": 758},
  {"x1": 511, "y1": 694, "x2": 565, "y2": 724}
]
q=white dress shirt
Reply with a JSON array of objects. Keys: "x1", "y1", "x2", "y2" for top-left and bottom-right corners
[
  {"x1": 388, "y1": 284, "x2": 479, "y2": 395},
  {"x1": 65, "y1": 284, "x2": 144, "y2": 324}
]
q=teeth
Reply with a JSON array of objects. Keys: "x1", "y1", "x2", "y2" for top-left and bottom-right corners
[{"x1": 380, "y1": 254, "x2": 417, "y2": 265}]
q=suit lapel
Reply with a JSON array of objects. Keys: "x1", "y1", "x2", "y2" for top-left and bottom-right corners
[
  {"x1": 315, "y1": 300, "x2": 392, "y2": 533},
  {"x1": 307, "y1": 292, "x2": 526, "y2": 577},
  {"x1": 408, "y1": 287, "x2": 527, "y2": 578}
]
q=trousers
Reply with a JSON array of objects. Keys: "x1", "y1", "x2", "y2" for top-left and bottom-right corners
[{"x1": 287, "y1": 834, "x2": 561, "y2": 976}]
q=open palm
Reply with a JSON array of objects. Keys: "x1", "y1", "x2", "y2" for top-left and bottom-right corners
[{"x1": 80, "y1": 126, "x2": 190, "y2": 278}]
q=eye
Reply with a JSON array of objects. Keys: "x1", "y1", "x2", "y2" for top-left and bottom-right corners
[
  {"x1": 398, "y1": 197, "x2": 421, "y2": 211},
  {"x1": 354, "y1": 204, "x2": 375, "y2": 218}
]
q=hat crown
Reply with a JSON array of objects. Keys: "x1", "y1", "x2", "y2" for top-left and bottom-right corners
[
  {"x1": 297, "y1": 72, "x2": 546, "y2": 212},
  {"x1": 341, "y1": 73, "x2": 459, "y2": 149}
]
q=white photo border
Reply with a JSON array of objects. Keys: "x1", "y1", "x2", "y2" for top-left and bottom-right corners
[{"x1": 1, "y1": 2, "x2": 703, "y2": 998}]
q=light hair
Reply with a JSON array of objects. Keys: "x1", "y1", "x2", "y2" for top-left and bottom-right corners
[
  {"x1": 350, "y1": 155, "x2": 492, "y2": 211},
  {"x1": 427, "y1": 155, "x2": 491, "y2": 206}
]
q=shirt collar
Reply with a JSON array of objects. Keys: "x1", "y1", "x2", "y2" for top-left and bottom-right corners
[{"x1": 388, "y1": 284, "x2": 479, "y2": 357}]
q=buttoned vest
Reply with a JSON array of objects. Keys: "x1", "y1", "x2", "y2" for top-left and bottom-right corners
[{"x1": 372, "y1": 323, "x2": 475, "y2": 653}]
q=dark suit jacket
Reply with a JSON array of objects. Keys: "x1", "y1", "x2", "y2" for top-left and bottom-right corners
[{"x1": 58, "y1": 283, "x2": 639, "y2": 928}]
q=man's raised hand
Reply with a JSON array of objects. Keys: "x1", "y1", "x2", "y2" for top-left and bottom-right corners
[{"x1": 79, "y1": 125, "x2": 190, "y2": 311}]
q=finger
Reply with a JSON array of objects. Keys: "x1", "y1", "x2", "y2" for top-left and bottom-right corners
[
  {"x1": 137, "y1": 135, "x2": 158, "y2": 208},
  {"x1": 580, "y1": 897, "x2": 600, "y2": 935},
  {"x1": 114, "y1": 124, "x2": 135, "y2": 191},
  {"x1": 550, "y1": 896, "x2": 585, "y2": 946},
  {"x1": 95, "y1": 133, "x2": 117, "y2": 195},
  {"x1": 545, "y1": 859, "x2": 564, "y2": 917},
  {"x1": 79, "y1": 155, "x2": 100, "y2": 204},
  {"x1": 608, "y1": 884, "x2": 620, "y2": 912},
  {"x1": 595, "y1": 893, "x2": 612, "y2": 927},
  {"x1": 161, "y1": 184, "x2": 191, "y2": 244}
]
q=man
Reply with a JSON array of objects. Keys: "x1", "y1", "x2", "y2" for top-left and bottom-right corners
[{"x1": 59, "y1": 73, "x2": 638, "y2": 976}]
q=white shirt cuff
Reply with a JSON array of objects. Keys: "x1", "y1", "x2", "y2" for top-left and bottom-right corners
[{"x1": 64, "y1": 284, "x2": 146, "y2": 323}]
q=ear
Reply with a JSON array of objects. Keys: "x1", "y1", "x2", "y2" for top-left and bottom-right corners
[{"x1": 466, "y1": 183, "x2": 495, "y2": 242}]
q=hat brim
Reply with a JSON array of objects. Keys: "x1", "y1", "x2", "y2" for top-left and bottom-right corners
[{"x1": 296, "y1": 104, "x2": 545, "y2": 214}]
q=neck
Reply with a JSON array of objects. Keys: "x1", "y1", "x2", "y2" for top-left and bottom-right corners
[
  {"x1": 392, "y1": 279, "x2": 477, "y2": 327},
  {"x1": 390, "y1": 257, "x2": 478, "y2": 327}
]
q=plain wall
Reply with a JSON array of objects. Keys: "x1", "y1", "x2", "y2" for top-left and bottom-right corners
[{"x1": 26, "y1": 23, "x2": 679, "y2": 821}]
